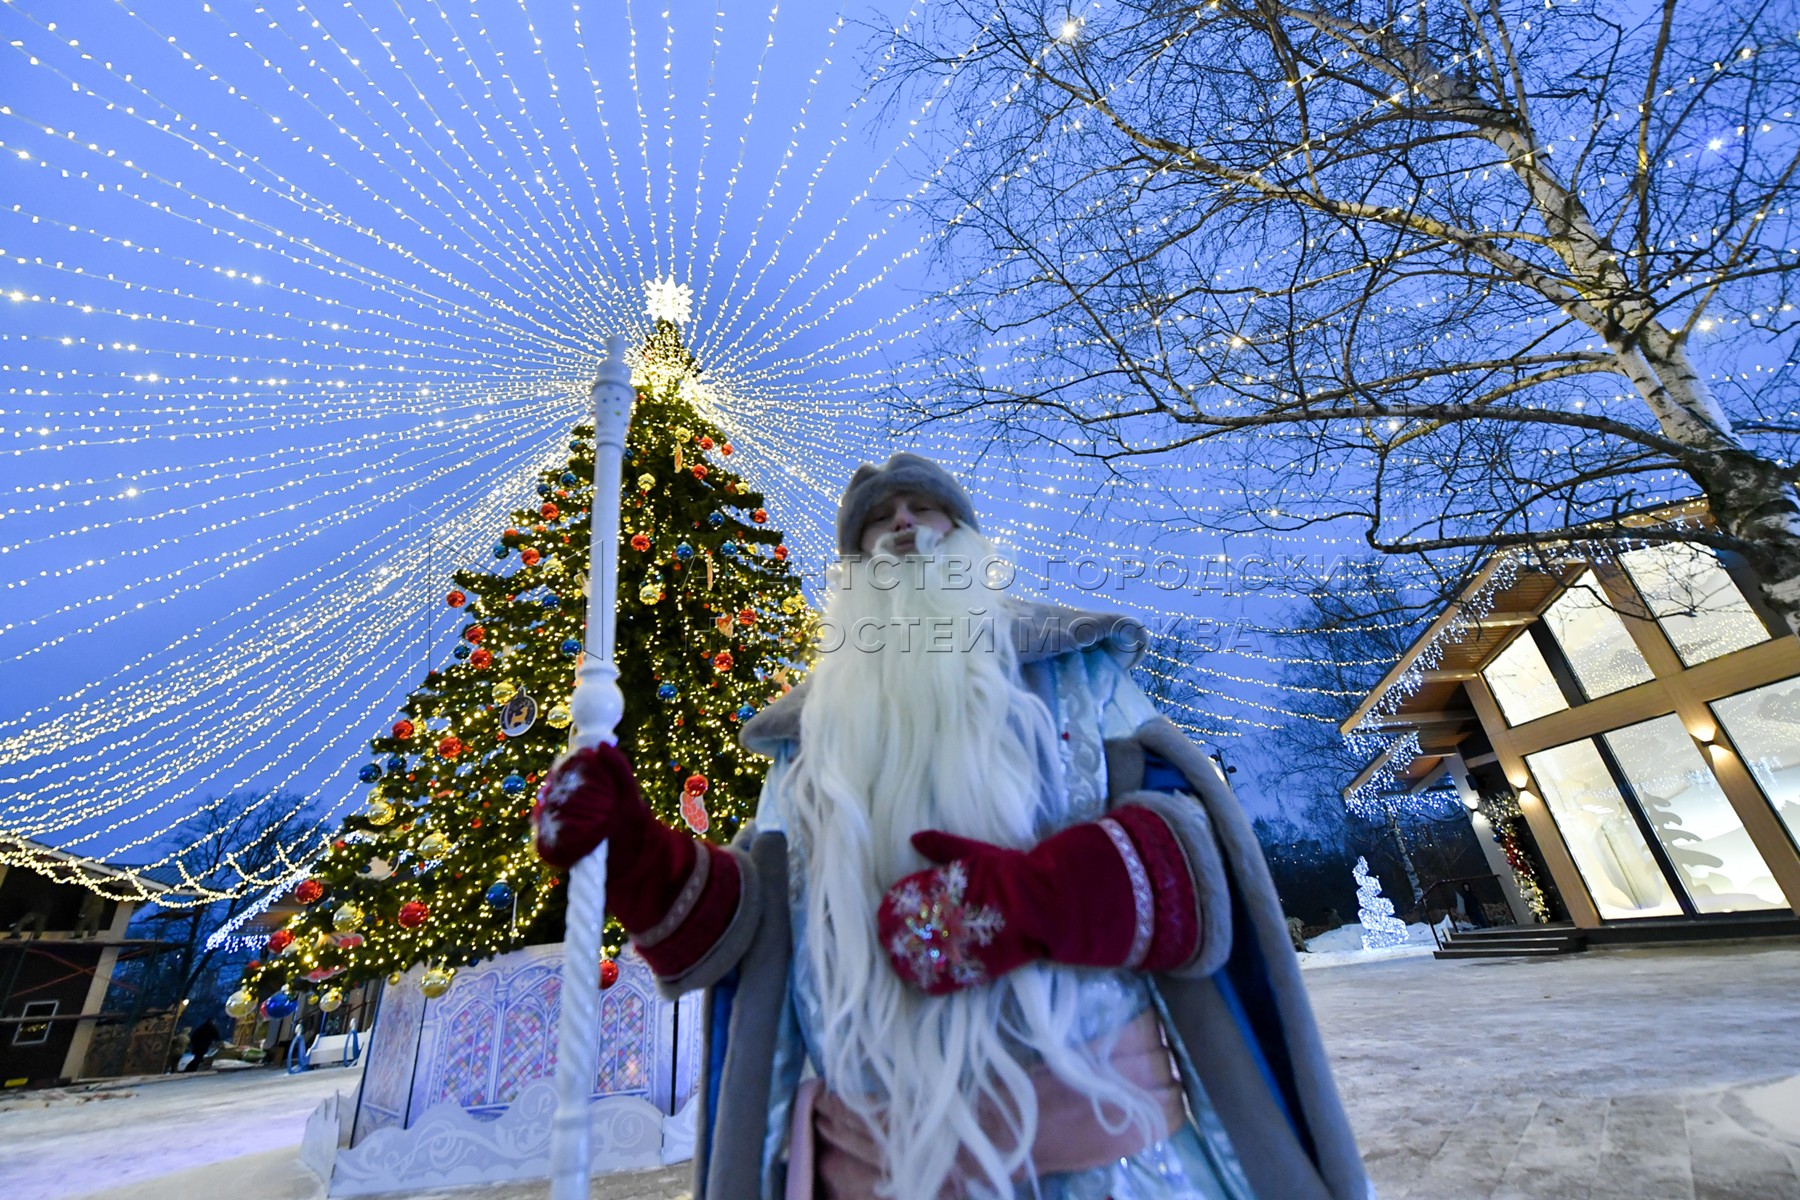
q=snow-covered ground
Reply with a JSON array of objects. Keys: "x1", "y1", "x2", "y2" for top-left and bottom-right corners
[
  {"x1": 5, "y1": 942, "x2": 1797, "y2": 1199},
  {"x1": 1297, "y1": 918, "x2": 1444, "y2": 968},
  {"x1": 1, "y1": 1064, "x2": 356, "y2": 1200}
]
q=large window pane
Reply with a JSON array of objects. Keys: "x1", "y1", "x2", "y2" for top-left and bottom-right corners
[
  {"x1": 1602, "y1": 715, "x2": 1784, "y2": 912},
  {"x1": 1526, "y1": 739, "x2": 1681, "y2": 919},
  {"x1": 1619, "y1": 542, "x2": 1768, "y2": 665},
  {"x1": 1542, "y1": 571, "x2": 1655, "y2": 698},
  {"x1": 1483, "y1": 630, "x2": 1569, "y2": 726},
  {"x1": 1712, "y1": 675, "x2": 1800, "y2": 851}
]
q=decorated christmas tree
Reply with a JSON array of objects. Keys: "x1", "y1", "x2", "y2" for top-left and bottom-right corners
[
  {"x1": 237, "y1": 284, "x2": 815, "y2": 1011},
  {"x1": 1353, "y1": 856, "x2": 1409, "y2": 951}
]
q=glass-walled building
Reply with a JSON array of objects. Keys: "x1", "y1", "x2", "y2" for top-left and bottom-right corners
[{"x1": 1340, "y1": 502, "x2": 1800, "y2": 933}]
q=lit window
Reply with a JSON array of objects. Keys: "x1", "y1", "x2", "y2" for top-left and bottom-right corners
[
  {"x1": 1712, "y1": 675, "x2": 1800, "y2": 850},
  {"x1": 1525, "y1": 739, "x2": 1681, "y2": 920},
  {"x1": 1483, "y1": 630, "x2": 1569, "y2": 725},
  {"x1": 1603, "y1": 714, "x2": 1783, "y2": 912},
  {"x1": 1619, "y1": 541, "x2": 1768, "y2": 665},
  {"x1": 1542, "y1": 571, "x2": 1655, "y2": 698}
]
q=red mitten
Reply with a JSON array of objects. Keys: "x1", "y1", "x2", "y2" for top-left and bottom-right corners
[
  {"x1": 877, "y1": 806, "x2": 1199, "y2": 995},
  {"x1": 533, "y1": 744, "x2": 740, "y2": 974}
]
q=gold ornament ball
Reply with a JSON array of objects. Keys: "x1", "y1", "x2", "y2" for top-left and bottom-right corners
[
  {"x1": 319, "y1": 988, "x2": 344, "y2": 1013},
  {"x1": 387, "y1": 971, "x2": 403, "y2": 987},
  {"x1": 546, "y1": 704, "x2": 573, "y2": 729},
  {"x1": 419, "y1": 967, "x2": 455, "y2": 999},
  {"x1": 225, "y1": 989, "x2": 256, "y2": 1020},
  {"x1": 365, "y1": 798, "x2": 396, "y2": 827},
  {"x1": 332, "y1": 904, "x2": 363, "y2": 933},
  {"x1": 638, "y1": 579, "x2": 662, "y2": 604},
  {"x1": 492, "y1": 680, "x2": 518, "y2": 704},
  {"x1": 420, "y1": 831, "x2": 449, "y2": 858},
  {"x1": 675, "y1": 426, "x2": 693, "y2": 442}
]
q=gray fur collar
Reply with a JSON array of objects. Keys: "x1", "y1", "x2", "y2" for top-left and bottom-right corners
[{"x1": 738, "y1": 598, "x2": 1146, "y2": 756}]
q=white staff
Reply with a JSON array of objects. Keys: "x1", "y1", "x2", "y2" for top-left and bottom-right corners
[{"x1": 549, "y1": 332, "x2": 634, "y2": 1200}]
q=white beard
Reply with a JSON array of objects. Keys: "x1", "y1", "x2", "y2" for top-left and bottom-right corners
[{"x1": 786, "y1": 526, "x2": 1159, "y2": 1199}]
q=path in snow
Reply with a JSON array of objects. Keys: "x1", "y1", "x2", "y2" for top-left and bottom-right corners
[{"x1": 1, "y1": 1065, "x2": 355, "y2": 1200}]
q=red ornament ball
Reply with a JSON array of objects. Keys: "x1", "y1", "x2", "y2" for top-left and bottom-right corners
[
  {"x1": 521, "y1": 548, "x2": 541, "y2": 567},
  {"x1": 697, "y1": 434, "x2": 714, "y2": 450},
  {"x1": 446, "y1": 590, "x2": 466, "y2": 607},
  {"x1": 438, "y1": 735, "x2": 465, "y2": 759},
  {"x1": 691, "y1": 464, "x2": 708, "y2": 480},
  {"x1": 752, "y1": 508, "x2": 768, "y2": 524},
  {"x1": 266, "y1": 929, "x2": 295, "y2": 955},
  {"x1": 294, "y1": 878, "x2": 325, "y2": 905},
  {"x1": 600, "y1": 958, "x2": 620, "y2": 989},
  {"x1": 684, "y1": 773, "x2": 709, "y2": 795},
  {"x1": 773, "y1": 545, "x2": 788, "y2": 561},
  {"x1": 737, "y1": 608, "x2": 757, "y2": 625},
  {"x1": 630, "y1": 533, "x2": 651, "y2": 553},
  {"x1": 464, "y1": 624, "x2": 486, "y2": 644},
  {"x1": 540, "y1": 502, "x2": 560, "y2": 521},
  {"x1": 470, "y1": 648, "x2": 493, "y2": 670},
  {"x1": 721, "y1": 442, "x2": 734, "y2": 456},
  {"x1": 392, "y1": 719, "x2": 416, "y2": 740},
  {"x1": 396, "y1": 901, "x2": 429, "y2": 930},
  {"x1": 711, "y1": 651, "x2": 734, "y2": 672}
]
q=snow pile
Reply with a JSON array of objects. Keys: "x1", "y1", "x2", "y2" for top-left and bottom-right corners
[{"x1": 1297, "y1": 920, "x2": 1442, "y2": 970}]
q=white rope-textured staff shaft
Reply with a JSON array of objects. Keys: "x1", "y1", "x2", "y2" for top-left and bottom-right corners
[{"x1": 550, "y1": 333, "x2": 634, "y2": 1200}]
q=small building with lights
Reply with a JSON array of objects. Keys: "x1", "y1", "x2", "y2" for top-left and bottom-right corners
[
  {"x1": 0, "y1": 839, "x2": 176, "y2": 1086},
  {"x1": 1341, "y1": 499, "x2": 1800, "y2": 944}
]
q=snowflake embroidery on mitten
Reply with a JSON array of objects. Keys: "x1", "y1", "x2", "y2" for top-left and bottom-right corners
[
  {"x1": 533, "y1": 757, "x2": 593, "y2": 848},
  {"x1": 884, "y1": 861, "x2": 1004, "y2": 991}
]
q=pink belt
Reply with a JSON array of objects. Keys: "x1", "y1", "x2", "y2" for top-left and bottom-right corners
[{"x1": 785, "y1": 1011, "x2": 1187, "y2": 1200}]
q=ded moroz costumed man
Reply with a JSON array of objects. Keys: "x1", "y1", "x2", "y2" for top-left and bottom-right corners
[{"x1": 533, "y1": 454, "x2": 1370, "y2": 1200}]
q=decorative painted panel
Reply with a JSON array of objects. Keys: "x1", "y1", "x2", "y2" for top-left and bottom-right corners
[{"x1": 356, "y1": 942, "x2": 697, "y2": 1149}]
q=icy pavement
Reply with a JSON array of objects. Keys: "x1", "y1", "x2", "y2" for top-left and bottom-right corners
[{"x1": 5, "y1": 941, "x2": 1797, "y2": 1200}]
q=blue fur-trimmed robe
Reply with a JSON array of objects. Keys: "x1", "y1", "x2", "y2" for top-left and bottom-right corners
[{"x1": 648, "y1": 601, "x2": 1371, "y2": 1200}]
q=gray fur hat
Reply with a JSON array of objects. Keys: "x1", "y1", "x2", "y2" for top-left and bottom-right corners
[{"x1": 835, "y1": 452, "x2": 979, "y2": 556}]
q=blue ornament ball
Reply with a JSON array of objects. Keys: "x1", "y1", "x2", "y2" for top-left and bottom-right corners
[
  {"x1": 492, "y1": 543, "x2": 509, "y2": 560},
  {"x1": 721, "y1": 541, "x2": 739, "y2": 558},
  {"x1": 560, "y1": 471, "x2": 577, "y2": 486},
  {"x1": 453, "y1": 643, "x2": 472, "y2": 660},
  {"x1": 537, "y1": 482, "x2": 552, "y2": 497},
  {"x1": 707, "y1": 512, "x2": 725, "y2": 527},
  {"x1": 560, "y1": 637, "x2": 581, "y2": 658},
  {"x1": 358, "y1": 763, "x2": 382, "y2": 784},
  {"x1": 675, "y1": 543, "x2": 694, "y2": 561},
  {"x1": 485, "y1": 881, "x2": 515, "y2": 908},
  {"x1": 735, "y1": 704, "x2": 756, "y2": 721},
  {"x1": 657, "y1": 682, "x2": 678, "y2": 701},
  {"x1": 541, "y1": 593, "x2": 560, "y2": 609},
  {"x1": 386, "y1": 755, "x2": 408, "y2": 774},
  {"x1": 501, "y1": 773, "x2": 527, "y2": 794},
  {"x1": 263, "y1": 991, "x2": 298, "y2": 1020}
]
